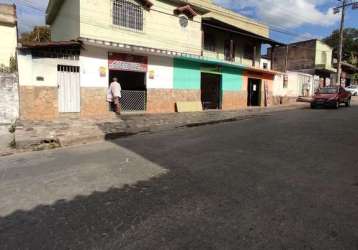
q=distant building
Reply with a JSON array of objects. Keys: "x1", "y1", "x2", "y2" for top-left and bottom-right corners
[
  {"x1": 0, "y1": 4, "x2": 17, "y2": 68},
  {"x1": 269, "y1": 39, "x2": 336, "y2": 87}
]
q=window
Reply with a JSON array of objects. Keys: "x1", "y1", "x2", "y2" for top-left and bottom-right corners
[
  {"x1": 204, "y1": 33, "x2": 216, "y2": 52},
  {"x1": 224, "y1": 39, "x2": 235, "y2": 62},
  {"x1": 244, "y1": 44, "x2": 254, "y2": 59},
  {"x1": 263, "y1": 63, "x2": 268, "y2": 69},
  {"x1": 113, "y1": 0, "x2": 143, "y2": 31}
]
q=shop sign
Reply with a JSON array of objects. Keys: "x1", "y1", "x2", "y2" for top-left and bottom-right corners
[{"x1": 108, "y1": 52, "x2": 148, "y2": 72}]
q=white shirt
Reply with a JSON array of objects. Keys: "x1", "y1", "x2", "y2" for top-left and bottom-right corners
[{"x1": 107, "y1": 81, "x2": 122, "y2": 102}]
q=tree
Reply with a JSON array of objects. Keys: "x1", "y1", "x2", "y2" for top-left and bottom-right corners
[
  {"x1": 19, "y1": 26, "x2": 51, "y2": 43},
  {"x1": 323, "y1": 28, "x2": 358, "y2": 66}
]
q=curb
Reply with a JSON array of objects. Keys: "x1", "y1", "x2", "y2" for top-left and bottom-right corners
[{"x1": 2, "y1": 104, "x2": 307, "y2": 156}]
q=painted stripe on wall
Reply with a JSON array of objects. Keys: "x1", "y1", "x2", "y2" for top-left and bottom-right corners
[
  {"x1": 222, "y1": 66, "x2": 243, "y2": 91},
  {"x1": 173, "y1": 58, "x2": 201, "y2": 90}
]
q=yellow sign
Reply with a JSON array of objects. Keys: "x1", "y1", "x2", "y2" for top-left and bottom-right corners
[
  {"x1": 176, "y1": 102, "x2": 203, "y2": 112},
  {"x1": 99, "y1": 67, "x2": 106, "y2": 77},
  {"x1": 149, "y1": 70, "x2": 155, "y2": 79}
]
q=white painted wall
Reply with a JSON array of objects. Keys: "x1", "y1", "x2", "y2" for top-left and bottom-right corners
[
  {"x1": 146, "y1": 55, "x2": 173, "y2": 89},
  {"x1": 273, "y1": 71, "x2": 314, "y2": 97},
  {"x1": 272, "y1": 74, "x2": 285, "y2": 96},
  {"x1": 0, "y1": 25, "x2": 17, "y2": 67},
  {"x1": 18, "y1": 51, "x2": 79, "y2": 87},
  {"x1": 80, "y1": 45, "x2": 108, "y2": 87},
  {"x1": 285, "y1": 72, "x2": 300, "y2": 97},
  {"x1": 79, "y1": 46, "x2": 174, "y2": 89},
  {"x1": 260, "y1": 58, "x2": 271, "y2": 70}
]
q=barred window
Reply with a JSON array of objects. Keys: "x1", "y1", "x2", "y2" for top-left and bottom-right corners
[{"x1": 113, "y1": 0, "x2": 143, "y2": 31}]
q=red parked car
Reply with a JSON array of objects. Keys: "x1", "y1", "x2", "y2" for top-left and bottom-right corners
[{"x1": 311, "y1": 86, "x2": 351, "y2": 109}]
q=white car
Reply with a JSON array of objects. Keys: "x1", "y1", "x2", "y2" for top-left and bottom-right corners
[{"x1": 345, "y1": 85, "x2": 358, "y2": 96}]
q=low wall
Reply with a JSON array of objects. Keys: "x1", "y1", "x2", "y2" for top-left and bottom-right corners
[{"x1": 0, "y1": 73, "x2": 19, "y2": 124}]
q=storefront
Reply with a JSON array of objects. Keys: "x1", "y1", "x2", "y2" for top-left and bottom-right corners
[
  {"x1": 17, "y1": 41, "x2": 278, "y2": 121},
  {"x1": 108, "y1": 52, "x2": 147, "y2": 112}
]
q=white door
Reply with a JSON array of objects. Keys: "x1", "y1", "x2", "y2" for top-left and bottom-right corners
[{"x1": 58, "y1": 65, "x2": 80, "y2": 113}]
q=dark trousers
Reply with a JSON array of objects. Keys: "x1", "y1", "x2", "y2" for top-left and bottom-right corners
[{"x1": 110, "y1": 97, "x2": 121, "y2": 114}]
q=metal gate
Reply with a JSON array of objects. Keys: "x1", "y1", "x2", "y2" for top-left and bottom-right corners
[
  {"x1": 121, "y1": 90, "x2": 147, "y2": 112},
  {"x1": 57, "y1": 65, "x2": 80, "y2": 113}
]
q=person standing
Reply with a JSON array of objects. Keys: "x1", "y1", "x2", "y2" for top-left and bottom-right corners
[{"x1": 107, "y1": 77, "x2": 122, "y2": 114}]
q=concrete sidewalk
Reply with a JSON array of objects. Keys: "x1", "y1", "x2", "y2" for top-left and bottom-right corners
[{"x1": 3, "y1": 103, "x2": 307, "y2": 156}]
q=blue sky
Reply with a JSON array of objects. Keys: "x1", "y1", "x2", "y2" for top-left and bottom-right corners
[{"x1": 1, "y1": 0, "x2": 357, "y2": 43}]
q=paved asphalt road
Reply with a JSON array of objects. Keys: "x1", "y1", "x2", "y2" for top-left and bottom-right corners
[{"x1": 1, "y1": 101, "x2": 358, "y2": 250}]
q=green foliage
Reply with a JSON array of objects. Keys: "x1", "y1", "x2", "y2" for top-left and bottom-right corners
[
  {"x1": 0, "y1": 57, "x2": 17, "y2": 73},
  {"x1": 9, "y1": 56, "x2": 17, "y2": 72},
  {"x1": 323, "y1": 28, "x2": 358, "y2": 66},
  {"x1": 352, "y1": 73, "x2": 358, "y2": 82},
  {"x1": 19, "y1": 26, "x2": 51, "y2": 43}
]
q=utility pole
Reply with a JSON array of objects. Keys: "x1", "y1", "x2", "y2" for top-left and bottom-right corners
[
  {"x1": 337, "y1": 0, "x2": 346, "y2": 86},
  {"x1": 334, "y1": 0, "x2": 358, "y2": 85}
]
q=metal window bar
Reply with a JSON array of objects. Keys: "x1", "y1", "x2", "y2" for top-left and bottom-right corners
[
  {"x1": 112, "y1": 0, "x2": 143, "y2": 31},
  {"x1": 120, "y1": 90, "x2": 147, "y2": 112}
]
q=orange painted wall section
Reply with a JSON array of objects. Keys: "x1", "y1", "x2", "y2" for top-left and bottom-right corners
[{"x1": 243, "y1": 70, "x2": 275, "y2": 107}]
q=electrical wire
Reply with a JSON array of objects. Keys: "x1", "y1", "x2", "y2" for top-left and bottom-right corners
[{"x1": 15, "y1": 0, "x2": 336, "y2": 53}]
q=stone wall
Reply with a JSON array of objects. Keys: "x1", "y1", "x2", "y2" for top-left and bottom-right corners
[
  {"x1": 0, "y1": 73, "x2": 19, "y2": 124},
  {"x1": 147, "y1": 89, "x2": 201, "y2": 113},
  {"x1": 19, "y1": 86, "x2": 58, "y2": 121},
  {"x1": 80, "y1": 87, "x2": 111, "y2": 118},
  {"x1": 271, "y1": 96, "x2": 297, "y2": 105},
  {"x1": 222, "y1": 91, "x2": 247, "y2": 110}
]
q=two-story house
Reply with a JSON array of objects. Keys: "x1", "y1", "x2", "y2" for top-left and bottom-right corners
[
  {"x1": 17, "y1": 0, "x2": 283, "y2": 121},
  {"x1": 270, "y1": 39, "x2": 336, "y2": 88},
  {"x1": 0, "y1": 4, "x2": 17, "y2": 68}
]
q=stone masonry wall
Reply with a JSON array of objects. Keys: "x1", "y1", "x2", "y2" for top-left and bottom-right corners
[
  {"x1": 81, "y1": 87, "x2": 111, "y2": 118},
  {"x1": 147, "y1": 89, "x2": 201, "y2": 113},
  {"x1": 0, "y1": 73, "x2": 19, "y2": 124},
  {"x1": 222, "y1": 91, "x2": 247, "y2": 110},
  {"x1": 19, "y1": 86, "x2": 58, "y2": 121},
  {"x1": 271, "y1": 96, "x2": 297, "y2": 105}
]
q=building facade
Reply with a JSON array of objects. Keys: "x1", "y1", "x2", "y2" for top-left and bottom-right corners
[
  {"x1": 0, "y1": 4, "x2": 17, "y2": 68},
  {"x1": 270, "y1": 39, "x2": 336, "y2": 88},
  {"x1": 271, "y1": 71, "x2": 314, "y2": 105},
  {"x1": 18, "y1": 0, "x2": 283, "y2": 120}
]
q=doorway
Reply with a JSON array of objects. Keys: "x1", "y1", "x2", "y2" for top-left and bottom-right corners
[
  {"x1": 201, "y1": 73, "x2": 222, "y2": 110},
  {"x1": 109, "y1": 70, "x2": 147, "y2": 112},
  {"x1": 58, "y1": 65, "x2": 80, "y2": 113},
  {"x1": 247, "y1": 78, "x2": 261, "y2": 106}
]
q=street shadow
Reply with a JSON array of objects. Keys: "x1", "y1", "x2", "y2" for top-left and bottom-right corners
[
  {"x1": 0, "y1": 168, "x2": 215, "y2": 250},
  {"x1": 0, "y1": 126, "x2": 238, "y2": 250},
  {"x1": 2, "y1": 108, "x2": 358, "y2": 250}
]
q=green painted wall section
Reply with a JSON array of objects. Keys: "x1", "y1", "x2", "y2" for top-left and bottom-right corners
[
  {"x1": 222, "y1": 66, "x2": 243, "y2": 91},
  {"x1": 173, "y1": 58, "x2": 201, "y2": 90}
]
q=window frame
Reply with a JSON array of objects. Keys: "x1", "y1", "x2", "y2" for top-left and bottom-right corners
[
  {"x1": 243, "y1": 44, "x2": 254, "y2": 60},
  {"x1": 112, "y1": 0, "x2": 144, "y2": 31},
  {"x1": 203, "y1": 33, "x2": 216, "y2": 52}
]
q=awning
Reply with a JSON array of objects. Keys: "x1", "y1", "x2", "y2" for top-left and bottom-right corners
[
  {"x1": 174, "y1": 5, "x2": 198, "y2": 18},
  {"x1": 176, "y1": 54, "x2": 281, "y2": 75},
  {"x1": 81, "y1": 37, "x2": 281, "y2": 75},
  {"x1": 19, "y1": 40, "x2": 82, "y2": 50}
]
